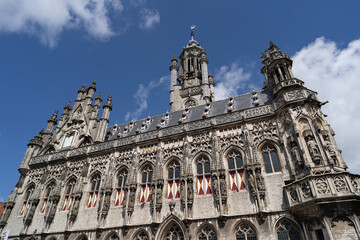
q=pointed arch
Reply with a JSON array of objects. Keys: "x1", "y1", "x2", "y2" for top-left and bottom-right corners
[
  {"x1": 193, "y1": 153, "x2": 212, "y2": 196},
  {"x1": 19, "y1": 183, "x2": 35, "y2": 216},
  {"x1": 75, "y1": 233, "x2": 88, "y2": 240},
  {"x1": 258, "y1": 140, "x2": 282, "y2": 174},
  {"x1": 132, "y1": 228, "x2": 150, "y2": 240},
  {"x1": 78, "y1": 136, "x2": 93, "y2": 148},
  {"x1": 40, "y1": 180, "x2": 56, "y2": 214},
  {"x1": 104, "y1": 231, "x2": 120, "y2": 240},
  {"x1": 233, "y1": 220, "x2": 257, "y2": 240},
  {"x1": 138, "y1": 162, "x2": 154, "y2": 203},
  {"x1": 115, "y1": 166, "x2": 128, "y2": 206},
  {"x1": 196, "y1": 222, "x2": 218, "y2": 240},
  {"x1": 225, "y1": 147, "x2": 246, "y2": 191},
  {"x1": 155, "y1": 215, "x2": 189, "y2": 240},
  {"x1": 165, "y1": 158, "x2": 181, "y2": 200},
  {"x1": 88, "y1": 172, "x2": 101, "y2": 208},
  {"x1": 275, "y1": 217, "x2": 303, "y2": 240}
]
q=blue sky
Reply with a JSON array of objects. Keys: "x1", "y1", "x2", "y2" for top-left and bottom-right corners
[{"x1": 1, "y1": 1, "x2": 360, "y2": 202}]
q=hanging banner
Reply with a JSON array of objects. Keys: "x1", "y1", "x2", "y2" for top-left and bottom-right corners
[{"x1": 1, "y1": 229, "x2": 10, "y2": 240}]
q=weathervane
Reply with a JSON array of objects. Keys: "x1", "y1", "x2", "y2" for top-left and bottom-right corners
[{"x1": 190, "y1": 25, "x2": 196, "y2": 40}]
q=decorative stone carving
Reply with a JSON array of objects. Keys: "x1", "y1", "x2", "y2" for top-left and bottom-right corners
[
  {"x1": 300, "y1": 181, "x2": 312, "y2": 199},
  {"x1": 288, "y1": 136, "x2": 304, "y2": 169},
  {"x1": 247, "y1": 170, "x2": 256, "y2": 193},
  {"x1": 218, "y1": 126, "x2": 244, "y2": 151},
  {"x1": 187, "y1": 177, "x2": 194, "y2": 209},
  {"x1": 350, "y1": 177, "x2": 360, "y2": 192},
  {"x1": 28, "y1": 168, "x2": 46, "y2": 184},
  {"x1": 289, "y1": 187, "x2": 298, "y2": 203},
  {"x1": 190, "y1": 132, "x2": 212, "y2": 155},
  {"x1": 250, "y1": 120, "x2": 279, "y2": 145},
  {"x1": 244, "y1": 105, "x2": 272, "y2": 119},
  {"x1": 163, "y1": 139, "x2": 184, "y2": 161},
  {"x1": 211, "y1": 175, "x2": 219, "y2": 204},
  {"x1": 139, "y1": 145, "x2": 157, "y2": 165},
  {"x1": 333, "y1": 176, "x2": 349, "y2": 193},
  {"x1": 89, "y1": 154, "x2": 109, "y2": 175},
  {"x1": 322, "y1": 132, "x2": 338, "y2": 166},
  {"x1": 116, "y1": 149, "x2": 134, "y2": 168},
  {"x1": 255, "y1": 169, "x2": 265, "y2": 192},
  {"x1": 315, "y1": 177, "x2": 330, "y2": 195},
  {"x1": 219, "y1": 174, "x2": 227, "y2": 204}
]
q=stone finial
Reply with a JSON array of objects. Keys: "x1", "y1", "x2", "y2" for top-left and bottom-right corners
[
  {"x1": 89, "y1": 81, "x2": 96, "y2": 89},
  {"x1": 103, "y1": 94, "x2": 113, "y2": 110},
  {"x1": 96, "y1": 91, "x2": 102, "y2": 101},
  {"x1": 48, "y1": 110, "x2": 58, "y2": 123},
  {"x1": 78, "y1": 84, "x2": 86, "y2": 93}
]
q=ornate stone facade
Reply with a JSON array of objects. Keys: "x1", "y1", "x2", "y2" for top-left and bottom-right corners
[{"x1": 1, "y1": 38, "x2": 360, "y2": 240}]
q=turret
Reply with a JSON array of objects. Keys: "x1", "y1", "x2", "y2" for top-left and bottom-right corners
[
  {"x1": 45, "y1": 110, "x2": 58, "y2": 134},
  {"x1": 169, "y1": 56, "x2": 179, "y2": 110},
  {"x1": 170, "y1": 26, "x2": 215, "y2": 112},
  {"x1": 95, "y1": 94, "x2": 112, "y2": 142},
  {"x1": 19, "y1": 130, "x2": 44, "y2": 173},
  {"x1": 76, "y1": 84, "x2": 86, "y2": 101},
  {"x1": 261, "y1": 41, "x2": 303, "y2": 97}
]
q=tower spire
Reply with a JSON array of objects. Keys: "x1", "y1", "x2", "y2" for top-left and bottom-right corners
[{"x1": 190, "y1": 25, "x2": 196, "y2": 41}]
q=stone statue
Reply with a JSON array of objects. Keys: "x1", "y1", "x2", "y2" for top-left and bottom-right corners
[
  {"x1": 212, "y1": 177, "x2": 219, "y2": 198},
  {"x1": 187, "y1": 182, "x2": 193, "y2": 200},
  {"x1": 156, "y1": 186, "x2": 162, "y2": 204},
  {"x1": 128, "y1": 190, "x2": 135, "y2": 208},
  {"x1": 25, "y1": 202, "x2": 37, "y2": 225},
  {"x1": 102, "y1": 192, "x2": 111, "y2": 212},
  {"x1": 247, "y1": 171, "x2": 256, "y2": 193},
  {"x1": 180, "y1": 181, "x2": 185, "y2": 203},
  {"x1": 220, "y1": 177, "x2": 227, "y2": 197},
  {"x1": 255, "y1": 169, "x2": 265, "y2": 191},
  {"x1": 306, "y1": 136, "x2": 319, "y2": 157}
]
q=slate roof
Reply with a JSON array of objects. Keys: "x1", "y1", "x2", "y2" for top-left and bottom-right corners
[{"x1": 105, "y1": 88, "x2": 273, "y2": 141}]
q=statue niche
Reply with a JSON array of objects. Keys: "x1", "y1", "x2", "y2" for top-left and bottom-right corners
[{"x1": 303, "y1": 130, "x2": 322, "y2": 166}]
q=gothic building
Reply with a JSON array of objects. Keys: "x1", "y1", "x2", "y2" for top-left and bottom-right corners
[{"x1": 1, "y1": 33, "x2": 360, "y2": 240}]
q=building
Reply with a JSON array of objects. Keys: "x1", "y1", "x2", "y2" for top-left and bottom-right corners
[{"x1": 1, "y1": 31, "x2": 360, "y2": 240}]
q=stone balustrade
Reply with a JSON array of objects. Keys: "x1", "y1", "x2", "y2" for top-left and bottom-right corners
[{"x1": 284, "y1": 172, "x2": 360, "y2": 207}]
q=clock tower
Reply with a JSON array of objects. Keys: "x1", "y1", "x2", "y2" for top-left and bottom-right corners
[{"x1": 169, "y1": 27, "x2": 215, "y2": 112}]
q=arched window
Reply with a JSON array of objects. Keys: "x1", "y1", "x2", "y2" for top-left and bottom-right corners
[
  {"x1": 261, "y1": 145, "x2": 281, "y2": 173},
  {"x1": 134, "y1": 231, "x2": 149, "y2": 240},
  {"x1": 88, "y1": 175, "x2": 101, "y2": 208},
  {"x1": 62, "y1": 179, "x2": 75, "y2": 211},
  {"x1": 140, "y1": 166, "x2": 153, "y2": 203},
  {"x1": 276, "y1": 219, "x2": 301, "y2": 240},
  {"x1": 235, "y1": 222, "x2": 257, "y2": 240},
  {"x1": 115, "y1": 169, "x2": 128, "y2": 206},
  {"x1": 196, "y1": 156, "x2": 211, "y2": 195},
  {"x1": 40, "y1": 182, "x2": 55, "y2": 213},
  {"x1": 108, "y1": 233, "x2": 119, "y2": 240},
  {"x1": 20, "y1": 186, "x2": 34, "y2": 215},
  {"x1": 165, "y1": 223, "x2": 184, "y2": 240},
  {"x1": 62, "y1": 131, "x2": 76, "y2": 148},
  {"x1": 227, "y1": 150, "x2": 246, "y2": 191},
  {"x1": 198, "y1": 226, "x2": 217, "y2": 240},
  {"x1": 167, "y1": 161, "x2": 180, "y2": 199}
]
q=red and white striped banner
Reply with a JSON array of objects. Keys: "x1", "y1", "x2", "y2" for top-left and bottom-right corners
[
  {"x1": 140, "y1": 185, "x2": 151, "y2": 203},
  {"x1": 168, "y1": 180, "x2": 180, "y2": 199},
  {"x1": 229, "y1": 170, "x2": 246, "y2": 191}
]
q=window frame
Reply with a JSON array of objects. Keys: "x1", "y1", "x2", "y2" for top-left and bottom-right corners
[
  {"x1": 62, "y1": 179, "x2": 76, "y2": 211},
  {"x1": 167, "y1": 160, "x2": 181, "y2": 199},
  {"x1": 140, "y1": 165, "x2": 153, "y2": 203},
  {"x1": 20, "y1": 186, "x2": 34, "y2": 216},
  {"x1": 234, "y1": 221, "x2": 257, "y2": 240},
  {"x1": 40, "y1": 182, "x2": 55, "y2": 214},
  {"x1": 115, "y1": 169, "x2": 128, "y2": 206},
  {"x1": 261, "y1": 144, "x2": 281, "y2": 174},
  {"x1": 88, "y1": 175, "x2": 101, "y2": 208},
  {"x1": 227, "y1": 150, "x2": 246, "y2": 191},
  {"x1": 196, "y1": 155, "x2": 211, "y2": 195}
]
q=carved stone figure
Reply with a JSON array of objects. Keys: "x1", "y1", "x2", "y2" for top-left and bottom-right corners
[
  {"x1": 180, "y1": 181, "x2": 186, "y2": 203},
  {"x1": 306, "y1": 136, "x2": 319, "y2": 157},
  {"x1": 70, "y1": 196, "x2": 81, "y2": 221},
  {"x1": 25, "y1": 202, "x2": 37, "y2": 225},
  {"x1": 156, "y1": 186, "x2": 163, "y2": 204},
  {"x1": 102, "y1": 192, "x2": 111, "y2": 212},
  {"x1": 220, "y1": 176, "x2": 227, "y2": 197},
  {"x1": 212, "y1": 176, "x2": 219, "y2": 199},
  {"x1": 247, "y1": 171, "x2": 256, "y2": 193},
  {"x1": 187, "y1": 181, "x2": 193, "y2": 200},
  {"x1": 255, "y1": 169, "x2": 265, "y2": 191},
  {"x1": 128, "y1": 188, "x2": 135, "y2": 209}
]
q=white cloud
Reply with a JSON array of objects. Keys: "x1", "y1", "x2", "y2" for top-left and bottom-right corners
[
  {"x1": 125, "y1": 75, "x2": 169, "y2": 121},
  {"x1": 292, "y1": 37, "x2": 360, "y2": 174},
  {"x1": 139, "y1": 8, "x2": 160, "y2": 29},
  {"x1": 214, "y1": 62, "x2": 251, "y2": 100},
  {"x1": 0, "y1": 0, "x2": 124, "y2": 47}
]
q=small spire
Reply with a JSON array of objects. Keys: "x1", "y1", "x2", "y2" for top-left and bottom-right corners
[
  {"x1": 96, "y1": 91, "x2": 102, "y2": 100},
  {"x1": 78, "y1": 84, "x2": 86, "y2": 92},
  {"x1": 88, "y1": 81, "x2": 96, "y2": 90},
  {"x1": 190, "y1": 25, "x2": 196, "y2": 40},
  {"x1": 49, "y1": 110, "x2": 58, "y2": 123}
]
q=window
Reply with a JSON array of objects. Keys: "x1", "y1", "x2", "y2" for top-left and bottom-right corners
[
  {"x1": 228, "y1": 150, "x2": 246, "y2": 191},
  {"x1": 134, "y1": 231, "x2": 149, "y2": 240},
  {"x1": 198, "y1": 226, "x2": 217, "y2": 240},
  {"x1": 115, "y1": 169, "x2": 128, "y2": 206},
  {"x1": 88, "y1": 175, "x2": 101, "y2": 208},
  {"x1": 276, "y1": 219, "x2": 301, "y2": 240},
  {"x1": 62, "y1": 179, "x2": 75, "y2": 211},
  {"x1": 62, "y1": 131, "x2": 76, "y2": 148},
  {"x1": 262, "y1": 145, "x2": 281, "y2": 173},
  {"x1": 235, "y1": 222, "x2": 257, "y2": 240},
  {"x1": 20, "y1": 186, "x2": 34, "y2": 215},
  {"x1": 196, "y1": 156, "x2": 211, "y2": 195},
  {"x1": 165, "y1": 223, "x2": 184, "y2": 240},
  {"x1": 167, "y1": 161, "x2": 180, "y2": 199},
  {"x1": 40, "y1": 183, "x2": 54, "y2": 213},
  {"x1": 140, "y1": 166, "x2": 153, "y2": 203}
]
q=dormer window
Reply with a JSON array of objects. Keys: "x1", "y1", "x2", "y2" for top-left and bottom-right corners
[
  {"x1": 62, "y1": 131, "x2": 76, "y2": 148},
  {"x1": 124, "y1": 127, "x2": 128, "y2": 134},
  {"x1": 129, "y1": 121, "x2": 134, "y2": 128},
  {"x1": 146, "y1": 117, "x2": 151, "y2": 124}
]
